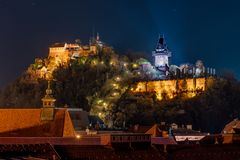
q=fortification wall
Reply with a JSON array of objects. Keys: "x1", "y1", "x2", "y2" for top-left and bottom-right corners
[{"x1": 133, "y1": 77, "x2": 213, "y2": 100}]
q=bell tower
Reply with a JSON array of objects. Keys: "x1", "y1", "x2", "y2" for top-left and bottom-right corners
[{"x1": 41, "y1": 81, "x2": 56, "y2": 121}]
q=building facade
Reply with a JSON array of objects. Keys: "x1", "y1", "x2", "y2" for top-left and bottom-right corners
[{"x1": 48, "y1": 34, "x2": 104, "y2": 64}]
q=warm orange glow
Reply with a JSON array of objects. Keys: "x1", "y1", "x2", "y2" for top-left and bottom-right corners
[
  {"x1": 76, "y1": 134, "x2": 81, "y2": 139},
  {"x1": 132, "y1": 63, "x2": 138, "y2": 68},
  {"x1": 133, "y1": 78, "x2": 212, "y2": 100},
  {"x1": 115, "y1": 76, "x2": 121, "y2": 81}
]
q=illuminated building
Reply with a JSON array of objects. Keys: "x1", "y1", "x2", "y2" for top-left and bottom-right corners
[
  {"x1": 24, "y1": 34, "x2": 106, "y2": 82},
  {"x1": 150, "y1": 35, "x2": 216, "y2": 80},
  {"x1": 133, "y1": 77, "x2": 213, "y2": 100},
  {"x1": 41, "y1": 81, "x2": 56, "y2": 120},
  {"x1": 49, "y1": 43, "x2": 81, "y2": 64},
  {"x1": 132, "y1": 35, "x2": 217, "y2": 100},
  {"x1": 49, "y1": 34, "x2": 104, "y2": 64},
  {"x1": 222, "y1": 118, "x2": 240, "y2": 144},
  {"x1": 152, "y1": 35, "x2": 171, "y2": 77},
  {"x1": 0, "y1": 81, "x2": 75, "y2": 137}
]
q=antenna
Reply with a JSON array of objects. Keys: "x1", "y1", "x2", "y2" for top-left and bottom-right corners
[
  {"x1": 92, "y1": 26, "x2": 95, "y2": 39},
  {"x1": 97, "y1": 32, "x2": 100, "y2": 41}
]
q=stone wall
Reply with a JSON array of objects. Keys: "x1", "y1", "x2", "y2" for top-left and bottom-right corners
[{"x1": 133, "y1": 77, "x2": 213, "y2": 100}]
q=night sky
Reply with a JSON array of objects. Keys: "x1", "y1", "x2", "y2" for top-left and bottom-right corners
[{"x1": 0, "y1": 0, "x2": 240, "y2": 87}]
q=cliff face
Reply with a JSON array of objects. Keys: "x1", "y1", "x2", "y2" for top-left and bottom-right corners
[{"x1": 133, "y1": 77, "x2": 214, "y2": 100}]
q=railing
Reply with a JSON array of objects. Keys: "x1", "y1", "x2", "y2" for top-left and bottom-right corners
[{"x1": 0, "y1": 136, "x2": 101, "y2": 145}]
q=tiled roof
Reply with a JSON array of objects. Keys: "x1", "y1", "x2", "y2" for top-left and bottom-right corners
[
  {"x1": 145, "y1": 124, "x2": 162, "y2": 137},
  {"x1": 222, "y1": 118, "x2": 240, "y2": 134},
  {"x1": 0, "y1": 109, "x2": 75, "y2": 137}
]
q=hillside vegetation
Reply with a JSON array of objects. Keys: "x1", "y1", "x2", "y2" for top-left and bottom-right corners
[{"x1": 0, "y1": 48, "x2": 240, "y2": 133}]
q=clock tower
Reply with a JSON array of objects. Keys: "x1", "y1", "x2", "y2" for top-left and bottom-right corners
[{"x1": 152, "y1": 35, "x2": 172, "y2": 76}]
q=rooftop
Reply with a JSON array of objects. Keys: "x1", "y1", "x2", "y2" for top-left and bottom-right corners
[
  {"x1": 0, "y1": 108, "x2": 75, "y2": 137},
  {"x1": 222, "y1": 118, "x2": 240, "y2": 134}
]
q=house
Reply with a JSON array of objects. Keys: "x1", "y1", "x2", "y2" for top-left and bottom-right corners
[
  {"x1": 0, "y1": 81, "x2": 75, "y2": 137},
  {"x1": 222, "y1": 118, "x2": 240, "y2": 144}
]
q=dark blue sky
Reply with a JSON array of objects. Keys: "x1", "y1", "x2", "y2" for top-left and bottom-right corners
[{"x1": 0, "y1": 0, "x2": 239, "y2": 86}]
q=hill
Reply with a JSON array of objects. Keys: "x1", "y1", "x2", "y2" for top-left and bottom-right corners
[{"x1": 0, "y1": 46, "x2": 240, "y2": 133}]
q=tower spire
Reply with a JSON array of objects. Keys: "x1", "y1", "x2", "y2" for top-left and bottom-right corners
[
  {"x1": 96, "y1": 32, "x2": 100, "y2": 41},
  {"x1": 41, "y1": 80, "x2": 56, "y2": 121},
  {"x1": 45, "y1": 80, "x2": 53, "y2": 98}
]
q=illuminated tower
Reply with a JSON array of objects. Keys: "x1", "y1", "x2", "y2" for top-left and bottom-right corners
[
  {"x1": 152, "y1": 35, "x2": 172, "y2": 76},
  {"x1": 41, "y1": 81, "x2": 56, "y2": 121}
]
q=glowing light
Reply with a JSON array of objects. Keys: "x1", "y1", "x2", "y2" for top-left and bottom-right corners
[
  {"x1": 112, "y1": 92, "x2": 118, "y2": 96},
  {"x1": 115, "y1": 76, "x2": 121, "y2": 81},
  {"x1": 92, "y1": 60, "x2": 98, "y2": 66},
  {"x1": 112, "y1": 83, "x2": 119, "y2": 89},
  {"x1": 98, "y1": 112, "x2": 102, "y2": 116},
  {"x1": 123, "y1": 63, "x2": 128, "y2": 67},
  {"x1": 133, "y1": 78, "x2": 208, "y2": 101},
  {"x1": 132, "y1": 63, "x2": 138, "y2": 68},
  {"x1": 155, "y1": 55, "x2": 168, "y2": 67},
  {"x1": 76, "y1": 134, "x2": 81, "y2": 139},
  {"x1": 97, "y1": 99, "x2": 103, "y2": 104}
]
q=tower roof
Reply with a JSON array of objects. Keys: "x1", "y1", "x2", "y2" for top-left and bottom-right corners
[
  {"x1": 42, "y1": 81, "x2": 55, "y2": 101},
  {"x1": 222, "y1": 118, "x2": 240, "y2": 134},
  {"x1": 152, "y1": 35, "x2": 172, "y2": 57}
]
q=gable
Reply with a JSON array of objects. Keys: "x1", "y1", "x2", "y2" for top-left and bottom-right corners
[{"x1": 0, "y1": 109, "x2": 75, "y2": 137}]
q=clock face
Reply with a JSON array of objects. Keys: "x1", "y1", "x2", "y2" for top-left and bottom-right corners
[
  {"x1": 155, "y1": 55, "x2": 168, "y2": 67},
  {"x1": 156, "y1": 48, "x2": 165, "y2": 52}
]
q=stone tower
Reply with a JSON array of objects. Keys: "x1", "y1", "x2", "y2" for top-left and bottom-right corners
[
  {"x1": 152, "y1": 35, "x2": 172, "y2": 77},
  {"x1": 41, "y1": 81, "x2": 56, "y2": 121}
]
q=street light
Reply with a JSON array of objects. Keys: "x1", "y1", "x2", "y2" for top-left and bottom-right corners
[
  {"x1": 112, "y1": 83, "x2": 119, "y2": 89},
  {"x1": 97, "y1": 99, "x2": 103, "y2": 104},
  {"x1": 132, "y1": 63, "x2": 138, "y2": 68},
  {"x1": 115, "y1": 76, "x2": 121, "y2": 81},
  {"x1": 103, "y1": 102, "x2": 107, "y2": 107},
  {"x1": 76, "y1": 134, "x2": 81, "y2": 139},
  {"x1": 112, "y1": 92, "x2": 118, "y2": 96}
]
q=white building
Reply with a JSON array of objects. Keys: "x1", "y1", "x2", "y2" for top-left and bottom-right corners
[{"x1": 152, "y1": 35, "x2": 172, "y2": 78}]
